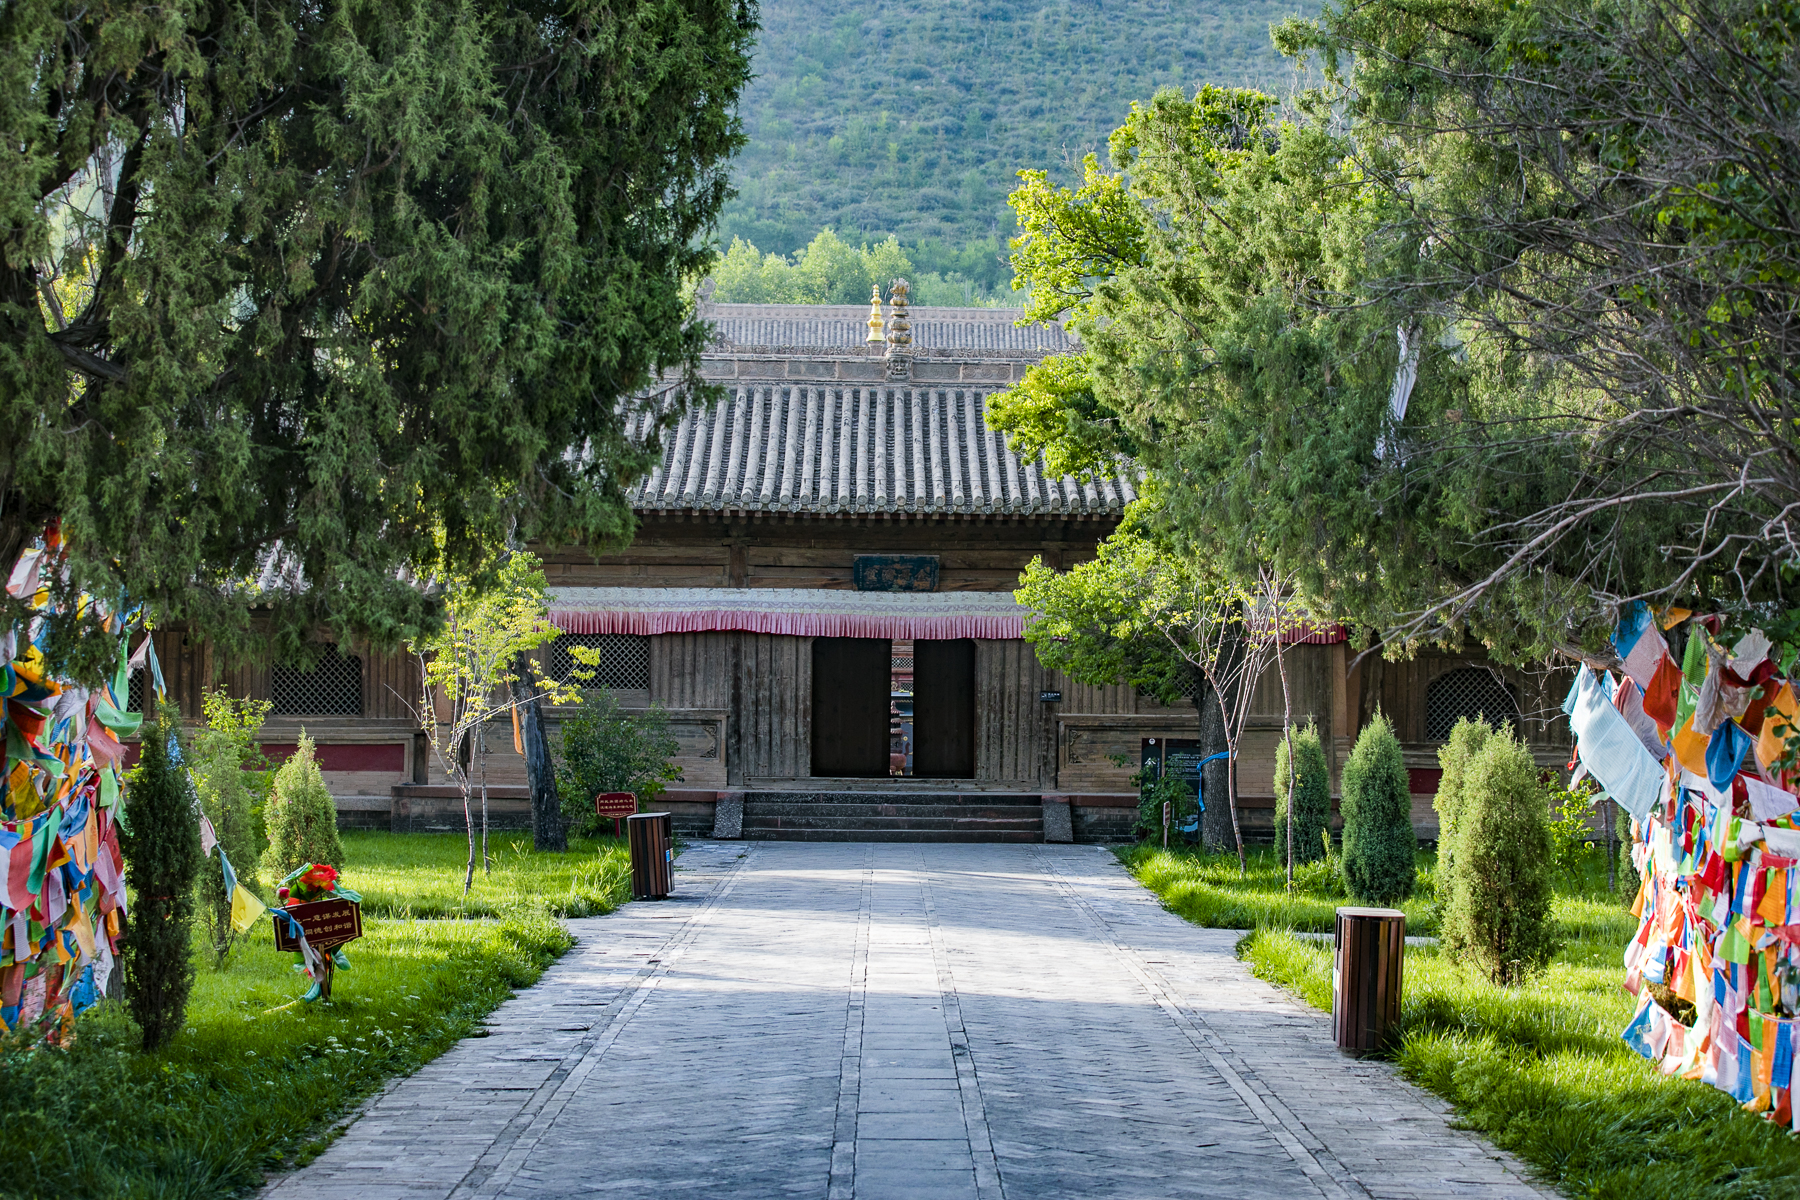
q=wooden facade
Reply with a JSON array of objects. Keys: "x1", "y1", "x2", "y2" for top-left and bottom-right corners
[{"x1": 147, "y1": 299, "x2": 1572, "y2": 840}]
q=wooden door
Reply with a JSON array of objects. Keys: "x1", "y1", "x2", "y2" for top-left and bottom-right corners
[
  {"x1": 811, "y1": 638, "x2": 891, "y2": 777},
  {"x1": 914, "y1": 639, "x2": 975, "y2": 778}
]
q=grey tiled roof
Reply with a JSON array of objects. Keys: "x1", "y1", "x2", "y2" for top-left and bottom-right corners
[
  {"x1": 627, "y1": 385, "x2": 1133, "y2": 518},
  {"x1": 703, "y1": 303, "x2": 1077, "y2": 355}
]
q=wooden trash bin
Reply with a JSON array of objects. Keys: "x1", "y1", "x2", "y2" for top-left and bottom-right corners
[
  {"x1": 626, "y1": 812, "x2": 674, "y2": 900},
  {"x1": 1333, "y1": 906, "x2": 1405, "y2": 1053}
]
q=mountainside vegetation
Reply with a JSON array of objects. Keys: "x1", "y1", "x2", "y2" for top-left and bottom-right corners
[{"x1": 720, "y1": 0, "x2": 1307, "y2": 292}]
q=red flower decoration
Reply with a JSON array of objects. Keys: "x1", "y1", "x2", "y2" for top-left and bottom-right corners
[{"x1": 291, "y1": 862, "x2": 340, "y2": 900}]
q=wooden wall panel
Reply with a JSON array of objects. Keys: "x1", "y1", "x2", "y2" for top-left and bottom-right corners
[
  {"x1": 546, "y1": 541, "x2": 730, "y2": 589},
  {"x1": 215, "y1": 653, "x2": 268, "y2": 710},
  {"x1": 1247, "y1": 645, "x2": 1335, "y2": 729},
  {"x1": 560, "y1": 516, "x2": 1120, "y2": 595},
  {"x1": 365, "y1": 647, "x2": 416, "y2": 719},
  {"x1": 1051, "y1": 675, "x2": 1189, "y2": 716},
  {"x1": 974, "y1": 640, "x2": 1048, "y2": 784},
  {"x1": 738, "y1": 633, "x2": 811, "y2": 779},
  {"x1": 1367, "y1": 652, "x2": 1572, "y2": 748},
  {"x1": 651, "y1": 633, "x2": 732, "y2": 709},
  {"x1": 149, "y1": 630, "x2": 211, "y2": 718}
]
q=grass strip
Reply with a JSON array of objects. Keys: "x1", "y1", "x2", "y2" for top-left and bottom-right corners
[
  {"x1": 1119, "y1": 843, "x2": 1443, "y2": 934},
  {"x1": 1126, "y1": 845, "x2": 1800, "y2": 1199},
  {"x1": 0, "y1": 832, "x2": 634, "y2": 1200},
  {"x1": 342, "y1": 830, "x2": 632, "y2": 918}
]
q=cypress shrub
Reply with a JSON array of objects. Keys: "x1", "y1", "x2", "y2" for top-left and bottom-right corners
[
  {"x1": 1432, "y1": 717, "x2": 1496, "y2": 885},
  {"x1": 1272, "y1": 720, "x2": 1331, "y2": 867},
  {"x1": 260, "y1": 732, "x2": 344, "y2": 881},
  {"x1": 120, "y1": 703, "x2": 202, "y2": 1051},
  {"x1": 1441, "y1": 728, "x2": 1558, "y2": 984},
  {"x1": 192, "y1": 691, "x2": 271, "y2": 966},
  {"x1": 1339, "y1": 712, "x2": 1417, "y2": 904}
]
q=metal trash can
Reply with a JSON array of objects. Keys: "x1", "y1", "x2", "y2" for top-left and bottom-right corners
[
  {"x1": 626, "y1": 812, "x2": 674, "y2": 900},
  {"x1": 1333, "y1": 906, "x2": 1405, "y2": 1052}
]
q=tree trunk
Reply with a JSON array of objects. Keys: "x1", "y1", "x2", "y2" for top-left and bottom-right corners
[
  {"x1": 1196, "y1": 685, "x2": 1233, "y2": 853},
  {"x1": 1605, "y1": 796, "x2": 1618, "y2": 894},
  {"x1": 1275, "y1": 640, "x2": 1294, "y2": 888},
  {"x1": 460, "y1": 768, "x2": 476, "y2": 895},
  {"x1": 1226, "y1": 745, "x2": 1246, "y2": 874},
  {"x1": 1214, "y1": 624, "x2": 1248, "y2": 870},
  {"x1": 479, "y1": 727, "x2": 491, "y2": 876},
  {"x1": 511, "y1": 656, "x2": 566, "y2": 852}
]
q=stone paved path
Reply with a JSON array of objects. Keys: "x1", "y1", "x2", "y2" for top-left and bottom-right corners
[{"x1": 262, "y1": 843, "x2": 1555, "y2": 1200}]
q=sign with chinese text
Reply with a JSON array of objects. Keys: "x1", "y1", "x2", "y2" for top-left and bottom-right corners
[
  {"x1": 853, "y1": 555, "x2": 939, "y2": 592},
  {"x1": 273, "y1": 899, "x2": 364, "y2": 952}
]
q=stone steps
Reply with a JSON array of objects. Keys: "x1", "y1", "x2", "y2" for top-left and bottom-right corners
[{"x1": 740, "y1": 793, "x2": 1044, "y2": 843}]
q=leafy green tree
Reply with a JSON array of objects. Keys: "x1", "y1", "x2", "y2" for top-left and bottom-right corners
[
  {"x1": 120, "y1": 702, "x2": 201, "y2": 1050},
  {"x1": 412, "y1": 553, "x2": 577, "y2": 890},
  {"x1": 1432, "y1": 717, "x2": 1495, "y2": 888},
  {"x1": 712, "y1": 230, "x2": 916, "y2": 305},
  {"x1": 191, "y1": 690, "x2": 272, "y2": 966},
  {"x1": 1440, "y1": 727, "x2": 1558, "y2": 985},
  {"x1": 1338, "y1": 713, "x2": 1416, "y2": 905},
  {"x1": 1277, "y1": 0, "x2": 1800, "y2": 631},
  {"x1": 1, "y1": 0, "x2": 756, "y2": 681},
  {"x1": 993, "y1": 80, "x2": 1702, "y2": 664},
  {"x1": 1016, "y1": 516, "x2": 1301, "y2": 865},
  {"x1": 260, "y1": 734, "x2": 344, "y2": 884},
  {"x1": 1272, "y1": 720, "x2": 1331, "y2": 868},
  {"x1": 556, "y1": 689, "x2": 683, "y2": 837}
]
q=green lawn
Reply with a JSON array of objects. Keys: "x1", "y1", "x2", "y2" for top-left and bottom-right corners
[
  {"x1": 343, "y1": 830, "x2": 633, "y2": 918},
  {"x1": 1123, "y1": 845, "x2": 1800, "y2": 1199},
  {"x1": 1, "y1": 831, "x2": 633, "y2": 1200}
]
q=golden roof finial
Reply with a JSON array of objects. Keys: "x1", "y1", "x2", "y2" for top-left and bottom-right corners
[
  {"x1": 866, "y1": 284, "x2": 885, "y2": 343},
  {"x1": 885, "y1": 278, "x2": 911, "y2": 348}
]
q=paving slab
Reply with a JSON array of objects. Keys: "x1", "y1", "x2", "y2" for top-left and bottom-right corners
[{"x1": 262, "y1": 842, "x2": 1556, "y2": 1200}]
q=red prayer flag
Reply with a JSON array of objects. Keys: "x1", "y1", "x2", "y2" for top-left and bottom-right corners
[{"x1": 1645, "y1": 652, "x2": 1683, "y2": 733}]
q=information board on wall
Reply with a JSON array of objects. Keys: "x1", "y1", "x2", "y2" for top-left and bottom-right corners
[{"x1": 1141, "y1": 738, "x2": 1205, "y2": 802}]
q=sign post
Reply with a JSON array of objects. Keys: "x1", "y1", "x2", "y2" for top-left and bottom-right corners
[{"x1": 274, "y1": 898, "x2": 364, "y2": 1001}]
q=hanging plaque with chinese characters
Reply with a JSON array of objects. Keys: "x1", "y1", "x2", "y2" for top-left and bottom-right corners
[{"x1": 852, "y1": 555, "x2": 940, "y2": 592}]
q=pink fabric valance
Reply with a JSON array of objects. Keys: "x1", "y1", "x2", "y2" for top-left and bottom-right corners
[{"x1": 548, "y1": 587, "x2": 1028, "y2": 640}]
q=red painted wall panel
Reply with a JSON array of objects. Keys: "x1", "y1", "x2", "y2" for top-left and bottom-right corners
[
  {"x1": 1408, "y1": 767, "x2": 1443, "y2": 795},
  {"x1": 260, "y1": 743, "x2": 406, "y2": 773}
]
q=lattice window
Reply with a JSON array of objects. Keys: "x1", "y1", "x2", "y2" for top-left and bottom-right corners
[
  {"x1": 127, "y1": 669, "x2": 145, "y2": 714},
  {"x1": 547, "y1": 633, "x2": 650, "y2": 690},
  {"x1": 1426, "y1": 667, "x2": 1521, "y2": 741},
  {"x1": 271, "y1": 644, "x2": 363, "y2": 716}
]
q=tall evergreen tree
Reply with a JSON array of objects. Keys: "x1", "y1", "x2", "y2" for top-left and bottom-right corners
[
  {"x1": 120, "y1": 703, "x2": 202, "y2": 1050},
  {"x1": 1273, "y1": 719, "x2": 1331, "y2": 868},
  {"x1": 1440, "y1": 727, "x2": 1558, "y2": 985},
  {"x1": 2, "y1": 0, "x2": 757, "y2": 681},
  {"x1": 1432, "y1": 717, "x2": 1496, "y2": 887},
  {"x1": 261, "y1": 734, "x2": 344, "y2": 883},
  {"x1": 1338, "y1": 712, "x2": 1416, "y2": 905}
]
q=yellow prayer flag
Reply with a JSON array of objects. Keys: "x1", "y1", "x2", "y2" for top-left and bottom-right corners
[
  {"x1": 1759, "y1": 874, "x2": 1788, "y2": 927},
  {"x1": 512, "y1": 705, "x2": 524, "y2": 756},
  {"x1": 229, "y1": 884, "x2": 268, "y2": 934},
  {"x1": 1672, "y1": 715, "x2": 1711, "y2": 777},
  {"x1": 1660, "y1": 606, "x2": 1694, "y2": 630},
  {"x1": 1757, "y1": 682, "x2": 1798, "y2": 771},
  {"x1": 69, "y1": 900, "x2": 96, "y2": 961}
]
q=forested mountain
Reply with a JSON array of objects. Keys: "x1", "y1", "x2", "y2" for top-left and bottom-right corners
[{"x1": 719, "y1": 0, "x2": 1308, "y2": 293}]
